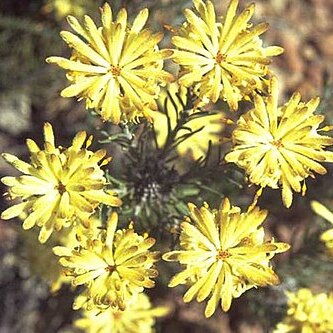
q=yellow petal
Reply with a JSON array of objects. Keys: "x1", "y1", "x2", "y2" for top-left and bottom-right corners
[
  {"x1": 311, "y1": 201, "x2": 333, "y2": 224},
  {"x1": 1, "y1": 201, "x2": 29, "y2": 220},
  {"x1": 60, "y1": 31, "x2": 109, "y2": 67},
  {"x1": 131, "y1": 8, "x2": 149, "y2": 33}
]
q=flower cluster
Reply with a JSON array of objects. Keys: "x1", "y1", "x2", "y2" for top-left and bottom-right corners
[
  {"x1": 3, "y1": 0, "x2": 333, "y2": 332},
  {"x1": 163, "y1": 198, "x2": 289, "y2": 317},
  {"x1": 47, "y1": 3, "x2": 173, "y2": 123},
  {"x1": 1, "y1": 123, "x2": 121, "y2": 243},
  {"x1": 54, "y1": 212, "x2": 159, "y2": 311},
  {"x1": 274, "y1": 289, "x2": 333, "y2": 333}
]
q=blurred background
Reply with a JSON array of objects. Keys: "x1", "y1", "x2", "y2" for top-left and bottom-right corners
[{"x1": 1, "y1": 0, "x2": 333, "y2": 332}]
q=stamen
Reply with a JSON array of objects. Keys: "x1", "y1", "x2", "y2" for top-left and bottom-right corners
[
  {"x1": 57, "y1": 182, "x2": 66, "y2": 194},
  {"x1": 216, "y1": 52, "x2": 226, "y2": 65},
  {"x1": 109, "y1": 65, "x2": 121, "y2": 76},
  {"x1": 272, "y1": 139, "x2": 283, "y2": 148},
  {"x1": 216, "y1": 249, "x2": 230, "y2": 260},
  {"x1": 105, "y1": 265, "x2": 115, "y2": 273}
]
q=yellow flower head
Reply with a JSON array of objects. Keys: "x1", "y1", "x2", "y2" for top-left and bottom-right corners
[
  {"x1": 21, "y1": 228, "x2": 68, "y2": 292},
  {"x1": 311, "y1": 200, "x2": 333, "y2": 256},
  {"x1": 46, "y1": 3, "x2": 173, "y2": 124},
  {"x1": 75, "y1": 293, "x2": 169, "y2": 333},
  {"x1": 225, "y1": 77, "x2": 333, "y2": 208},
  {"x1": 274, "y1": 288, "x2": 333, "y2": 333},
  {"x1": 22, "y1": 216, "x2": 102, "y2": 293},
  {"x1": 45, "y1": 0, "x2": 96, "y2": 20},
  {"x1": 152, "y1": 83, "x2": 225, "y2": 160},
  {"x1": 1, "y1": 123, "x2": 121, "y2": 243},
  {"x1": 171, "y1": 0, "x2": 283, "y2": 110},
  {"x1": 163, "y1": 198, "x2": 289, "y2": 317},
  {"x1": 53, "y1": 212, "x2": 160, "y2": 311}
]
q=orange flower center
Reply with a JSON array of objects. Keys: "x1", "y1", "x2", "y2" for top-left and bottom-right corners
[
  {"x1": 272, "y1": 139, "x2": 283, "y2": 148},
  {"x1": 113, "y1": 311, "x2": 122, "y2": 320},
  {"x1": 215, "y1": 51, "x2": 226, "y2": 65},
  {"x1": 109, "y1": 65, "x2": 121, "y2": 77},
  {"x1": 216, "y1": 249, "x2": 230, "y2": 260}
]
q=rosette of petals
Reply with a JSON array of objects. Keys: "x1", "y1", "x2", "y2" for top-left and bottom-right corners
[
  {"x1": 1, "y1": 123, "x2": 121, "y2": 243},
  {"x1": 75, "y1": 293, "x2": 169, "y2": 333},
  {"x1": 46, "y1": 3, "x2": 173, "y2": 124},
  {"x1": 152, "y1": 83, "x2": 225, "y2": 160},
  {"x1": 170, "y1": 0, "x2": 283, "y2": 110},
  {"x1": 311, "y1": 200, "x2": 333, "y2": 256},
  {"x1": 274, "y1": 288, "x2": 333, "y2": 333},
  {"x1": 225, "y1": 77, "x2": 333, "y2": 208},
  {"x1": 53, "y1": 212, "x2": 159, "y2": 311},
  {"x1": 163, "y1": 198, "x2": 289, "y2": 317}
]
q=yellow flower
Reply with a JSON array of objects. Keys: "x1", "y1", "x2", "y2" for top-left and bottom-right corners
[
  {"x1": 1, "y1": 123, "x2": 121, "y2": 243},
  {"x1": 74, "y1": 293, "x2": 169, "y2": 333},
  {"x1": 45, "y1": 0, "x2": 96, "y2": 20},
  {"x1": 311, "y1": 200, "x2": 333, "y2": 256},
  {"x1": 46, "y1": 3, "x2": 173, "y2": 124},
  {"x1": 53, "y1": 212, "x2": 159, "y2": 311},
  {"x1": 152, "y1": 83, "x2": 225, "y2": 160},
  {"x1": 170, "y1": 0, "x2": 283, "y2": 110},
  {"x1": 22, "y1": 216, "x2": 101, "y2": 293},
  {"x1": 274, "y1": 288, "x2": 333, "y2": 333},
  {"x1": 21, "y1": 228, "x2": 68, "y2": 291},
  {"x1": 225, "y1": 77, "x2": 333, "y2": 208},
  {"x1": 163, "y1": 198, "x2": 289, "y2": 317}
]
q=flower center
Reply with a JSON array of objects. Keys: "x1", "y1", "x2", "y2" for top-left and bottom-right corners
[
  {"x1": 57, "y1": 182, "x2": 66, "y2": 195},
  {"x1": 216, "y1": 249, "x2": 230, "y2": 261},
  {"x1": 113, "y1": 311, "x2": 122, "y2": 320},
  {"x1": 109, "y1": 65, "x2": 121, "y2": 77},
  {"x1": 105, "y1": 265, "x2": 116, "y2": 273},
  {"x1": 271, "y1": 139, "x2": 283, "y2": 148},
  {"x1": 215, "y1": 51, "x2": 226, "y2": 65}
]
